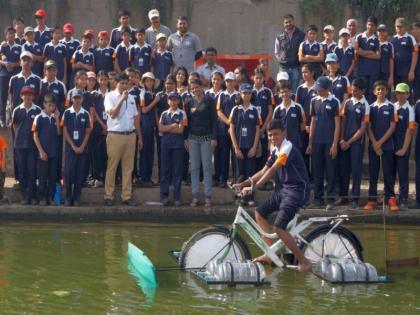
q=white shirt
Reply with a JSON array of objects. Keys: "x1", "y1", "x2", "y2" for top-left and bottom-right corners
[{"x1": 104, "y1": 90, "x2": 138, "y2": 132}]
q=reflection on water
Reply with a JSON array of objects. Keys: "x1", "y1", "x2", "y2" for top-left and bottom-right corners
[{"x1": 0, "y1": 222, "x2": 418, "y2": 314}]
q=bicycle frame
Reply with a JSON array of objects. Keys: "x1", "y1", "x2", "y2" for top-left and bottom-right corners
[{"x1": 232, "y1": 205, "x2": 349, "y2": 268}]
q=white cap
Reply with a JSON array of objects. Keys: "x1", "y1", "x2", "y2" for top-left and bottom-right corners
[
  {"x1": 148, "y1": 9, "x2": 160, "y2": 20},
  {"x1": 224, "y1": 72, "x2": 235, "y2": 81},
  {"x1": 339, "y1": 28, "x2": 350, "y2": 36},
  {"x1": 155, "y1": 33, "x2": 167, "y2": 41},
  {"x1": 276, "y1": 71, "x2": 289, "y2": 81},
  {"x1": 20, "y1": 51, "x2": 33, "y2": 60},
  {"x1": 323, "y1": 25, "x2": 335, "y2": 32}
]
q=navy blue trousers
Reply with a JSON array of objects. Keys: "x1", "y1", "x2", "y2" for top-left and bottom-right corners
[
  {"x1": 394, "y1": 149, "x2": 410, "y2": 201},
  {"x1": 214, "y1": 134, "x2": 232, "y2": 182},
  {"x1": 0, "y1": 74, "x2": 9, "y2": 123},
  {"x1": 415, "y1": 139, "x2": 420, "y2": 203},
  {"x1": 38, "y1": 157, "x2": 58, "y2": 201},
  {"x1": 236, "y1": 148, "x2": 256, "y2": 181},
  {"x1": 338, "y1": 143, "x2": 364, "y2": 200},
  {"x1": 312, "y1": 143, "x2": 337, "y2": 203},
  {"x1": 64, "y1": 150, "x2": 87, "y2": 202},
  {"x1": 368, "y1": 146, "x2": 395, "y2": 201},
  {"x1": 16, "y1": 148, "x2": 37, "y2": 200},
  {"x1": 140, "y1": 125, "x2": 155, "y2": 182},
  {"x1": 160, "y1": 147, "x2": 184, "y2": 201}
]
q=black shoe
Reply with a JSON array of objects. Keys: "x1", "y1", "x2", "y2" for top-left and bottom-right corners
[
  {"x1": 122, "y1": 198, "x2": 139, "y2": 206},
  {"x1": 31, "y1": 199, "x2": 39, "y2": 205},
  {"x1": 20, "y1": 198, "x2": 30, "y2": 205},
  {"x1": 334, "y1": 198, "x2": 348, "y2": 206},
  {"x1": 49, "y1": 199, "x2": 56, "y2": 206},
  {"x1": 64, "y1": 199, "x2": 72, "y2": 207},
  {"x1": 73, "y1": 200, "x2": 80, "y2": 207},
  {"x1": 213, "y1": 180, "x2": 219, "y2": 187},
  {"x1": 408, "y1": 201, "x2": 420, "y2": 209},
  {"x1": 350, "y1": 200, "x2": 359, "y2": 210},
  {"x1": 143, "y1": 180, "x2": 153, "y2": 188},
  {"x1": 311, "y1": 199, "x2": 323, "y2": 208},
  {"x1": 39, "y1": 199, "x2": 48, "y2": 206},
  {"x1": 161, "y1": 198, "x2": 169, "y2": 206},
  {"x1": 104, "y1": 199, "x2": 113, "y2": 207}
]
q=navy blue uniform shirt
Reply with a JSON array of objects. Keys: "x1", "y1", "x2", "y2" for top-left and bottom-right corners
[
  {"x1": 9, "y1": 72, "x2": 41, "y2": 108},
  {"x1": 0, "y1": 42, "x2": 21, "y2": 77},
  {"x1": 34, "y1": 26, "x2": 52, "y2": 49},
  {"x1": 296, "y1": 82, "x2": 318, "y2": 127},
  {"x1": 152, "y1": 50, "x2": 174, "y2": 81},
  {"x1": 12, "y1": 103, "x2": 41, "y2": 148},
  {"x1": 273, "y1": 100, "x2": 305, "y2": 148},
  {"x1": 392, "y1": 33, "x2": 418, "y2": 77},
  {"x1": 60, "y1": 38, "x2": 80, "y2": 68},
  {"x1": 253, "y1": 86, "x2": 275, "y2": 123},
  {"x1": 114, "y1": 43, "x2": 131, "y2": 72},
  {"x1": 394, "y1": 101, "x2": 415, "y2": 151},
  {"x1": 140, "y1": 90, "x2": 156, "y2": 127},
  {"x1": 310, "y1": 94, "x2": 340, "y2": 144},
  {"x1": 32, "y1": 111, "x2": 59, "y2": 157},
  {"x1": 341, "y1": 96, "x2": 370, "y2": 145},
  {"x1": 22, "y1": 42, "x2": 44, "y2": 77},
  {"x1": 379, "y1": 41, "x2": 394, "y2": 75},
  {"x1": 129, "y1": 42, "x2": 152, "y2": 74},
  {"x1": 91, "y1": 90, "x2": 108, "y2": 135},
  {"x1": 61, "y1": 106, "x2": 92, "y2": 150},
  {"x1": 216, "y1": 90, "x2": 238, "y2": 135},
  {"x1": 94, "y1": 46, "x2": 115, "y2": 73},
  {"x1": 43, "y1": 42, "x2": 67, "y2": 81},
  {"x1": 110, "y1": 26, "x2": 137, "y2": 48},
  {"x1": 71, "y1": 50, "x2": 94, "y2": 69},
  {"x1": 160, "y1": 108, "x2": 188, "y2": 149},
  {"x1": 355, "y1": 32, "x2": 380, "y2": 76},
  {"x1": 39, "y1": 78, "x2": 67, "y2": 112},
  {"x1": 65, "y1": 88, "x2": 93, "y2": 111},
  {"x1": 229, "y1": 104, "x2": 261, "y2": 149},
  {"x1": 369, "y1": 100, "x2": 398, "y2": 151},
  {"x1": 329, "y1": 75, "x2": 351, "y2": 102},
  {"x1": 299, "y1": 40, "x2": 323, "y2": 75},
  {"x1": 322, "y1": 40, "x2": 337, "y2": 56},
  {"x1": 333, "y1": 44, "x2": 355, "y2": 76}
]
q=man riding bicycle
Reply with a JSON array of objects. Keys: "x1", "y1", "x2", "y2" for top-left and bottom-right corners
[{"x1": 234, "y1": 119, "x2": 312, "y2": 271}]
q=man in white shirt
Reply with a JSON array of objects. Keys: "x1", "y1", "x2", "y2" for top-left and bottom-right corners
[
  {"x1": 197, "y1": 47, "x2": 225, "y2": 87},
  {"x1": 104, "y1": 72, "x2": 143, "y2": 206}
]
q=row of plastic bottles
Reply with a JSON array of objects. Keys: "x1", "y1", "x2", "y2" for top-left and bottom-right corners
[
  {"x1": 204, "y1": 259, "x2": 266, "y2": 283},
  {"x1": 314, "y1": 258, "x2": 381, "y2": 282}
]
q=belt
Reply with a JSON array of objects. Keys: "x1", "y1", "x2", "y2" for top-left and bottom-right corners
[{"x1": 108, "y1": 130, "x2": 134, "y2": 135}]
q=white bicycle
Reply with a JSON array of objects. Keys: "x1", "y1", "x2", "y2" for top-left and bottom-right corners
[{"x1": 177, "y1": 188, "x2": 363, "y2": 270}]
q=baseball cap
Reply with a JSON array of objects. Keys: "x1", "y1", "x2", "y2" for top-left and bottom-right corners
[
  {"x1": 377, "y1": 24, "x2": 387, "y2": 31},
  {"x1": 167, "y1": 92, "x2": 181, "y2": 100},
  {"x1": 72, "y1": 89, "x2": 83, "y2": 98},
  {"x1": 156, "y1": 33, "x2": 167, "y2": 41},
  {"x1": 24, "y1": 27, "x2": 34, "y2": 35},
  {"x1": 325, "y1": 53, "x2": 338, "y2": 63},
  {"x1": 63, "y1": 23, "x2": 74, "y2": 34},
  {"x1": 34, "y1": 9, "x2": 46, "y2": 17},
  {"x1": 44, "y1": 60, "x2": 57, "y2": 69},
  {"x1": 395, "y1": 83, "x2": 410, "y2": 93},
  {"x1": 224, "y1": 72, "x2": 235, "y2": 81},
  {"x1": 87, "y1": 71, "x2": 96, "y2": 80},
  {"x1": 20, "y1": 86, "x2": 34, "y2": 95},
  {"x1": 323, "y1": 25, "x2": 335, "y2": 32},
  {"x1": 239, "y1": 83, "x2": 253, "y2": 93},
  {"x1": 314, "y1": 76, "x2": 332, "y2": 91},
  {"x1": 20, "y1": 51, "x2": 33, "y2": 60},
  {"x1": 148, "y1": 9, "x2": 160, "y2": 20},
  {"x1": 98, "y1": 30, "x2": 109, "y2": 38},
  {"x1": 339, "y1": 28, "x2": 350, "y2": 36},
  {"x1": 276, "y1": 71, "x2": 289, "y2": 81},
  {"x1": 84, "y1": 29, "x2": 95, "y2": 37}
]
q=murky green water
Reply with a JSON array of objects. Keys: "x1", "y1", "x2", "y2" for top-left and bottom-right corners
[{"x1": 0, "y1": 221, "x2": 419, "y2": 315}]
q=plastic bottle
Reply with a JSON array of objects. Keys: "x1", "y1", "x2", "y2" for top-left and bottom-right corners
[
  {"x1": 212, "y1": 260, "x2": 265, "y2": 283},
  {"x1": 53, "y1": 183, "x2": 61, "y2": 205}
]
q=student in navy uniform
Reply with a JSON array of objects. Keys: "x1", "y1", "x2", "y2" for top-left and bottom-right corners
[
  {"x1": 336, "y1": 78, "x2": 370, "y2": 208},
  {"x1": 33, "y1": 9, "x2": 51, "y2": 49},
  {"x1": 392, "y1": 17, "x2": 418, "y2": 87},
  {"x1": 90, "y1": 71, "x2": 108, "y2": 186},
  {"x1": 392, "y1": 83, "x2": 414, "y2": 210},
  {"x1": 13, "y1": 17, "x2": 26, "y2": 46},
  {"x1": 411, "y1": 97, "x2": 420, "y2": 208},
  {"x1": 306, "y1": 76, "x2": 340, "y2": 210},
  {"x1": 159, "y1": 92, "x2": 188, "y2": 206},
  {"x1": 43, "y1": 26, "x2": 67, "y2": 83},
  {"x1": 114, "y1": 28, "x2": 132, "y2": 73},
  {"x1": 364, "y1": 80, "x2": 398, "y2": 212},
  {"x1": 253, "y1": 68, "x2": 275, "y2": 172},
  {"x1": 274, "y1": 72, "x2": 296, "y2": 104},
  {"x1": 0, "y1": 27, "x2": 22, "y2": 126},
  {"x1": 229, "y1": 83, "x2": 261, "y2": 190},
  {"x1": 334, "y1": 28, "x2": 356, "y2": 79},
  {"x1": 71, "y1": 35, "x2": 94, "y2": 84},
  {"x1": 9, "y1": 51, "x2": 41, "y2": 110},
  {"x1": 110, "y1": 9, "x2": 137, "y2": 48},
  {"x1": 94, "y1": 31, "x2": 115, "y2": 73},
  {"x1": 22, "y1": 27, "x2": 44, "y2": 78},
  {"x1": 33, "y1": 93, "x2": 60, "y2": 206},
  {"x1": 12, "y1": 86, "x2": 41, "y2": 204},
  {"x1": 61, "y1": 89, "x2": 92, "y2": 206},
  {"x1": 412, "y1": 22, "x2": 420, "y2": 101},
  {"x1": 273, "y1": 81, "x2": 305, "y2": 150},
  {"x1": 156, "y1": 74, "x2": 177, "y2": 181},
  {"x1": 325, "y1": 53, "x2": 351, "y2": 104},
  {"x1": 234, "y1": 119, "x2": 312, "y2": 271},
  {"x1": 321, "y1": 25, "x2": 337, "y2": 74},
  {"x1": 129, "y1": 28, "x2": 152, "y2": 75},
  {"x1": 355, "y1": 16, "x2": 381, "y2": 103},
  {"x1": 377, "y1": 24, "x2": 395, "y2": 89},
  {"x1": 298, "y1": 25, "x2": 324, "y2": 78},
  {"x1": 152, "y1": 33, "x2": 174, "y2": 90},
  {"x1": 140, "y1": 72, "x2": 160, "y2": 186},
  {"x1": 60, "y1": 23, "x2": 80, "y2": 89},
  {"x1": 296, "y1": 64, "x2": 317, "y2": 174},
  {"x1": 65, "y1": 70, "x2": 94, "y2": 117}
]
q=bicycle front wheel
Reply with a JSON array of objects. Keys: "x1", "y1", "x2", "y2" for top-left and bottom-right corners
[
  {"x1": 179, "y1": 225, "x2": 251, "y2": 270},
  {"x1": 301, "y1": 225, "x2": 363, "y2": 263}
]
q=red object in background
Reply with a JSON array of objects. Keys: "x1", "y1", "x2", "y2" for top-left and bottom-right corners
[{"x1": 195, "y1": 54, "x2": 272, "y2": 76}]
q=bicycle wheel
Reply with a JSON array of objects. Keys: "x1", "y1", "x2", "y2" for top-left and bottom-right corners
[
  {"x1": 301, "y1": 225, "x2": 363, "y2": 263},
  {"x1": 179, "y1": 225, "x2": 252, "y2": 270}
]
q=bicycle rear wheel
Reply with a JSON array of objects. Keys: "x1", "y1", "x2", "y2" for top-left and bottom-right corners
[
  {"x1": 179, "y1": 225, "x2": 252, "y2": 270},
  {"x1": 301, "y1": 225, "x2": 363, "y2": 263}
]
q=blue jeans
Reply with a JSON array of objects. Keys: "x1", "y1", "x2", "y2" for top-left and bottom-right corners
[
  {"x1": 279, "y1": 65, "x2": 301, "y2": 94},
  {"x1": 189, "y1": 138, "x2": 213, "y2": 199}
]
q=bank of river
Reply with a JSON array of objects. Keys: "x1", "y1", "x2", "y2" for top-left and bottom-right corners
[{"x1": 0, "y1": 222, "x2": 419, "y2": 314}]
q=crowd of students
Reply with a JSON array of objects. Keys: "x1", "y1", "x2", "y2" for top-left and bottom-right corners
[{"x1": 0, "y1": 8, "x2": 420, "y2": 212}]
